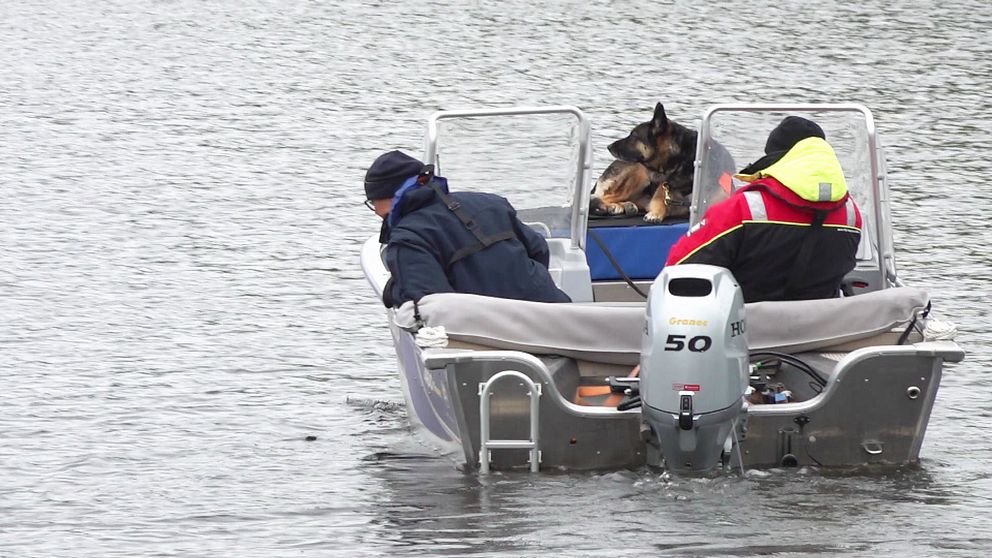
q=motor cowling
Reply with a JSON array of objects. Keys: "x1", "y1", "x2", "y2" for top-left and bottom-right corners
[{"x1": 640, "y1": 264, "x2": 749, "y2": 473}]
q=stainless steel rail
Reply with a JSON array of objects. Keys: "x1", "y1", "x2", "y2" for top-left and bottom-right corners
[
  {"x1": 424, "y1": 106, "x2": 593, "y2": 250},
  {"x1": 694, "y1": 103, "x2": 894, "y2": 285},
  {"x1": 478, "y1": 370, "x2": 542, "y2": 473}
]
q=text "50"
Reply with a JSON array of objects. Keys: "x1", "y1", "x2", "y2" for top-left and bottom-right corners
[{"x1": 664, "y1": 334, "x2": 712, "y2": 352}]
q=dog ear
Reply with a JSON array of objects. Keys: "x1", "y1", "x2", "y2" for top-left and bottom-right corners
[{"x1": 652, "y1": 102, "x2": 668, "y2": 132}]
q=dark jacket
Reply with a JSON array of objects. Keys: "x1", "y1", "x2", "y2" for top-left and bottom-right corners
[
  {"x1": 382, "y1": 186, "x2": 571, "y2": 307},
  {"x1": 666, "y1": 138, "x2": 863, "y2": 303}
]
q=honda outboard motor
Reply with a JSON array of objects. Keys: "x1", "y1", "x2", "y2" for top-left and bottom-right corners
[{"x1": 640, "y1": 264, "x2": 749, "y2": 473}]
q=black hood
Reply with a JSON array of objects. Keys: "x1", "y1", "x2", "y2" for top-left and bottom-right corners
[{"x1": 739, "y1": 116, "x2": 826, "y2": 176}]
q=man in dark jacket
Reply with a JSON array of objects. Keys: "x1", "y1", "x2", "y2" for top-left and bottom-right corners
[
  {"x1": 665, "y1": 117, "x2": 862, "y2": 302},
  {"x1": 364, "y1": 150, "x2": 571, "y2": 307}
]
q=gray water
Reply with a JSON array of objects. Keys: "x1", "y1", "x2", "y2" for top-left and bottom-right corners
[{"x1": 3, "y1": 1, "x2": 991, "y2": 556}]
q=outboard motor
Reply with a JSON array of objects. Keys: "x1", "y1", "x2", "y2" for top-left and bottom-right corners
[{"x1": 640, "y1": 264, "x2": 749, "y2": 473}]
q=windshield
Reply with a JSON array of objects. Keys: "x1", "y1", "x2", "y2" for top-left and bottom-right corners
[
  {"x1": 423, "y1": 110, "x2": 589, "y2": 241},
  {"x1": 694, "y1": 107, "x2": 888, "y2": 270}
]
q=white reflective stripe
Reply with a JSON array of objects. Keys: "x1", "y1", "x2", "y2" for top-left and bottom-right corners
[
  {"x1": 744, "y1": 190, "x2": 767, "y2": 220},
  {"x1": 818, "y1": 182, "x2": 833, "y2": 202},
  {"x1": 846, "y1": 198, "x2": 857, "y2": 227}
]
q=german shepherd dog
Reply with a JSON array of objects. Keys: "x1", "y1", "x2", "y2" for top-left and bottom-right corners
[{"x1": 591, "y1": 103, "x2": 731, "y2": 222}]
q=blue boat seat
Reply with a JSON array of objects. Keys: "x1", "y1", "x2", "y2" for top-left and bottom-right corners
[{"x1": 585, "y1": 217, "x2": 689, "y2": 281}]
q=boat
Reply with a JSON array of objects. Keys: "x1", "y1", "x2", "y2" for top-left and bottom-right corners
[{"x1": 360, "y1": 104, "x2": 964, "y2": 473}]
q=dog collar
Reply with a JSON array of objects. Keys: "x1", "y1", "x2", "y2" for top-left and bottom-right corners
[{"x1": 663, "y1": 184, "x2": 691, "y2": 208}]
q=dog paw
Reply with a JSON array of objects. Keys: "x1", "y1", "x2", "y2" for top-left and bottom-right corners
[
  {"x1": 621, "y1": 202, "x2": 639, "y2": 216},
  {"x1": 644, "y1": 212, "x2": 666, "y2": 223},
  {"x1": 607, "y1": 204, "x2": 626, "y2": 215}
]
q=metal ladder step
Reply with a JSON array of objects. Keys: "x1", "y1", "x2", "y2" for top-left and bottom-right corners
[
  {"x1": 478, "y1": 370, "x2": 542, "y2": 473},
  {"x1": 484, "y1": 440, "x2": 537, "y2": 450}
]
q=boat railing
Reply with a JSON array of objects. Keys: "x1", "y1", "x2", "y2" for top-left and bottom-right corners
[
  {"x1": 695, "y1": 103, "x2": 896, "y2": 287},
  {"x1": 423, "y1": 106, "x2": 593, "y2": 251}
]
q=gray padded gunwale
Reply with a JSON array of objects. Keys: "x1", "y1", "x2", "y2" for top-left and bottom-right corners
[{"x1": 395, "y1": 287, "x2": 930, "y2": 366}]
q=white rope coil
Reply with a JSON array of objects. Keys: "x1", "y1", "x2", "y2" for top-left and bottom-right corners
[
  {"x1": 415, "y1": 325, "x2": 449, "y2": 348},
  {"x1": 923, "y1": 318, "x2": 958, "y2": 341}
]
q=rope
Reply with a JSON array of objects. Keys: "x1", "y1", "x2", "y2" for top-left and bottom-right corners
[{"x1": 588, "y1": 229, "x2": 649, "y2": 299}]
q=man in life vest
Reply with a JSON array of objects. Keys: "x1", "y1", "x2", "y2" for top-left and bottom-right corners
[
  {"x1": 665, "y1": 117, "x2": 863, "y2": 302},
  {"x1": 364, "y1": 150, "x2": 571, "y2": 307}
]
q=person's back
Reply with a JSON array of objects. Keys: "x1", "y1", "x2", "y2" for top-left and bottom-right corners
[
  {"x1": 665, "y1": 117, "x2": 863, "y2": 303},
  {"x1": 384, "y1": 186, "x2": 570, "y2": 306},
  {"x1": 363, "y1": 149, "x2": 570, "y2": 308}
]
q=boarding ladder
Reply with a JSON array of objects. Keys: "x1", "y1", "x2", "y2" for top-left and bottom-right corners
[{"x1": 478, "y1": 371, "x2": 542, "y2": 473}]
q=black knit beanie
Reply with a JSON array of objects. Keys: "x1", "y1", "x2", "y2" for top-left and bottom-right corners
[
  {"x1": 764, "y1": 116, "x2": 826, "y2": 155},
  {"x1": 364, "y1": 150, "x2": 423, "y2": 200}
]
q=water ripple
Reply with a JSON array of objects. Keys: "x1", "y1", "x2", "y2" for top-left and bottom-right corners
[{"x1": 2, "y1": 0, "x2": 991, "y2": 556}]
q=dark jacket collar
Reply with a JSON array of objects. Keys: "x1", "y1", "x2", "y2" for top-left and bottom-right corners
[
  {"x1": 394, "y1": 186, "x2": 438, "y2": 218},
  {"x1": 380, "y1": 187, "x2": 441, "y2": 242}
]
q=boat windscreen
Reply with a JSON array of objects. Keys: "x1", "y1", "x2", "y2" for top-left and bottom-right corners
[
  {"x1": 425, "y1": 113, "x2": 584, "y2": 240},
  {"x1": 696, "y1": 110, "x2": 880, "y2": 266}
]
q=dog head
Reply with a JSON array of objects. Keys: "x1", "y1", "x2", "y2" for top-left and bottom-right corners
[{"x1": 607, "y1": 103, "x2": 698, "y2": 178}]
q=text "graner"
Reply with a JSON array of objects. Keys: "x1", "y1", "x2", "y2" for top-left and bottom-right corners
[{"x1": 668, "y1": 317, "x2": 709, "y2": 326}]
